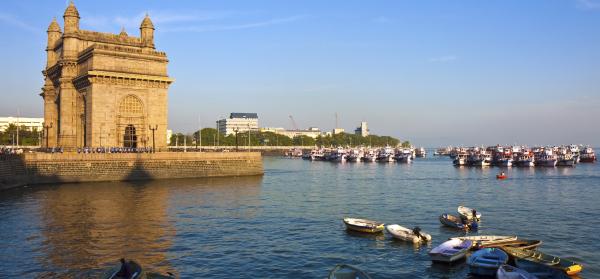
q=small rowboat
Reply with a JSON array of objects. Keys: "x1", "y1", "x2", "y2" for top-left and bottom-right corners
[
  {"x1": 328, "y1": 264, "x2": 372, "y2": 279},
  {"x1": 496, "y1": 174, "x2": 507, "y2": 180},
  {"x1": 343, "y1": 218, "x2": 384, "y2": 233},
  {"x1": 458, "y1": 205, "x2": 481, "y2": 221},
  {"x1": 502, "y1": 246, "x2": 583, "y2": 275},
  {"x1": 451, "y1": 235, "x2": 517, "y2": 248},
  {"x1": 386, "y1": 224, "x2": 431, "y2": 243},
  {"x1": 497, "y1": 264, "x2": 537, "y2": 279},
  {"x1": 481, "y1": 239, "x2": 542, "y2": 250},
  {"x1": 439, "y1": 214, "x2": 476, "y2": 230},
  {"x1": 429, "y1": 239, "x2": 473, "y2": 263},
  {"x1": 101, "y1": 259, "x2": 175, "y2": 279},
  {"x1": 467, "y1": 248, "x2": 509, "y2": 276}
]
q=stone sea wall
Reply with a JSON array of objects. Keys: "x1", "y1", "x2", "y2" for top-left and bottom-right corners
[{"x1": 0, "y1": 152, "x2": 263, "y2": 190}]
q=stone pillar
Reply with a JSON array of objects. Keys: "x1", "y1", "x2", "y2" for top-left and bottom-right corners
[
  {"x1": 58, "y1": 72, "x2": 77, "y2": 149},
  {"x1": 42, "y1": 79, "x2": 58, "y2": 147}
]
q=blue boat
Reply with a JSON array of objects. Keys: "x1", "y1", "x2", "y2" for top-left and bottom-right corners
[
  {"x1": 497, "y1": 264, "x2": 538, "y2": 279},
  {"x1": 467, "y1": 248, "x2": 509, "y2": 276}
]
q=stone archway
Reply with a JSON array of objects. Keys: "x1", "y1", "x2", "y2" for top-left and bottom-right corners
[{"x1": 117, "y1": 94, "x2": 146, "y2": 147}]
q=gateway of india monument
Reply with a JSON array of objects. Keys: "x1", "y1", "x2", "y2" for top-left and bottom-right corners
[
  {"x1": 42, "y1": 2, "x2": 170, "y2": 150},
  {"x1": 0, "y1": 2, "x2": 263, "y2": 189}
]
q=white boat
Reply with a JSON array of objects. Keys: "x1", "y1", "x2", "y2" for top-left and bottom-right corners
[
  {"x1": 429, "y1": 239, "x2": 473, "y2": 263},
  {"x1": 497, "y1": 264, "x2": 538, "y2": 279},
  {"x1": 385, "y1": 224, "x2": 431, "y2": 243},
  {"x1": 457, "y1": 205, "x2": 481, "y2": 221},
  {"x1": 453, "y1": 153, "x2": 468, "y2": 166},
  {"x1": 557, "y1": 153, "x2": 575, "y2": 167},
  {"x1": 330, "y1": 147, "x2": 348, "y2": 162},
  {"x1": 377, "y1": 146, "x2": 395, "y2": 162},
  {"x1": 515, "y1": 153, "x2": 535, "y2": 167},
  {"x1": 362, "y1": 149, "x2": 377, "y2": 162},
  {"x1": 346, "y1": 149, "x2": 363, "y2": 162},
  {"x1": 393, "y1": 149, "x2": 413, "y2": 163}
]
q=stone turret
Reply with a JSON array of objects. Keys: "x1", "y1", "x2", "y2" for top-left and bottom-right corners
[
  {"x1": 63, "y1": 1, "x2": 80, "y2": 34},
  {"x1": 46, "y1": 18, "x2": 61, "y2": 67},
  {"x1": 140, "y1": 14, "x2": 155, "y2": 49}
]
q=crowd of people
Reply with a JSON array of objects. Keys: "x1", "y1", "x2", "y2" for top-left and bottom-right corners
[
  {"x1": 77, "y1": 147, "x2": 154, "y2": 153},
  {"x1": 0, "y1": 147, "x2": 24, "y2": 155}
]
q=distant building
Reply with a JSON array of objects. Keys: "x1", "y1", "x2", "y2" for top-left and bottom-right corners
[
  {"x1": 166, "y1": 129, "x2": 172, "y2": 145},
  {"x1": 355, "y1": 122, "x2": 369, "y2": 137},
  {"x1": 0, "y1": 117, "x2": 44, "y2": 132},
  {"x1": 332, "y1": 128, "x2": 345, "y2": 135},
  {"x1": 217, "y1": 113, "x2": 259, "y2": 135},
  {"x1": 259, "y1": 127, "x2": 322, "y2": 139}
]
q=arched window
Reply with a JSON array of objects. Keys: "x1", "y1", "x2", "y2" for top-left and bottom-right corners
[{"x1": 119, "y1": 95, "x2": 144, "y2": 116}]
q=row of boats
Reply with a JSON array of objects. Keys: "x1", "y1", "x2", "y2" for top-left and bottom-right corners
[
  {"x1": 339, "y1": 206, "x2": 583, "y2": 278},
  {"x1": 445, "y1": 145, "x2": 596, "y2": 167},
  {"x1": 297, "y1": 146, "x2": 427, "y2": 163}
]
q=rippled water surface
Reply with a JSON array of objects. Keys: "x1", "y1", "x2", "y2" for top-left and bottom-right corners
[{"x1": 0, "y1": 156, "x2": 598, "y2": 278}]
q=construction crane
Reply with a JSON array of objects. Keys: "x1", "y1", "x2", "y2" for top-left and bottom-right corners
[{"x1": 289, "y1": 115, "x2": 298, "y2": 131}]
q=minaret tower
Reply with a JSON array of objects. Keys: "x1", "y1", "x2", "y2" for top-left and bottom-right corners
[
  {"x1": 41, "y1": 18, "x2": 61, "y2": 147},
  {"x1": 140, "y1": 14, "x2": 155, "y2": 50},
  {"x1": 58, "y1": 1, "x2": 80, "y2": 149}
]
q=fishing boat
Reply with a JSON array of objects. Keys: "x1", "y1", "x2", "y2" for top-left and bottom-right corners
[
  {"x1": 497, "y1": 264, "x2": 538, "y2": 279},
  {"x1": 556, "y1": 153, "x2": 575, "y2": 167},
  {"x1": 328, "y1": 264, "x2": 372, "y2": 279},
  {"x1": 377, "y1": 146, "x2": 395, "y2": 162},
  {"x1": 515, "y1": 152, "x2": 535, "y2": 167},
  {"x1": 415, "y1": 147, "x2": 426, "y2": 157},
  {"x1": 330, "y1": 147, "x2": 348, "y2": 162},
  {"x1": 457, "y1": 205, "x2": 481, "y2": 221},
  {"x1": 467, "y1": 248, "x2": 509, "y2": 276},
  {"x1": 439, "y1": 214, "x2": 476, "y2": 230},
  {"x1": 393, "y1": 149, "x2": 413, "y2": 163},
  {"x1": 362, "y1": 149, "x2": 377, "y2": 162},
  {"x1": 580, "y1": 146, "x2": 596, "y2": 163},
  {"x1": 346, "y1": 149, "x2": 363, "y2": 163},
  {"x1": 453, "y1": 153, "x2": 468, "y2": 166},
  {"x1": 385, "y1": 224, "x2": 431, "y2": 243},
  {"x1": 343, "y1": 218, "x2": 384, "y2": 233},
  {"x1": 502, "y1": 247, "x2": 583, "y2": 276},
  {"x1": 428, "y1": 239, "x2": 473, "y2": 263},
  {"x1": 481, "y1": 239, "x2": 542, "y2": 250}
]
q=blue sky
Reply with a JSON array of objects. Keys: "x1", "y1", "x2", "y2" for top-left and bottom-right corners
[{"x1": 0, "y1": 0, "x2": 599, "y2": 146}]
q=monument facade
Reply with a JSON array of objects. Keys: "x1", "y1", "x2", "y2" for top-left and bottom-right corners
[{"x1": 41, "y1": 2, "x2": 172, "y2": 150}]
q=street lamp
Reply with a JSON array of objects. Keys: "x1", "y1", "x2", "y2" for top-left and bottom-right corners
[
  {"x1": 234, "y1": 127, "x2": 239, "y2": 152},
  {"x1": 149, "y1": 125, "x2": 158, "y2": 153},
  {"x1": 43, "y1": 122, "x2": 53, "y2": 149}
]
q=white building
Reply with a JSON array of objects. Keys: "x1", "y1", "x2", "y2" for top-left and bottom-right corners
[
  {"x1": 166, "y1": 129, "x2": 173, "y2": 145},
  {"x1": 260, "y1": 127, "x2": 322, "y2": 139},
  {"x1": 0, "y1": 117, "x2": 44, "y2": 132},
  {"x1": 354, "y1": 121, "x2": 369, "y2": 137},
  {"x1": 217, "y1": 113, "x2": 259, "y2": 136},
  {"x1": 332, "y1": 128, "x2": 345, "y2": 135}
]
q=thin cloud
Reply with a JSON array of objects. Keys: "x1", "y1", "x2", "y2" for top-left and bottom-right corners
[
  {"x1": 428, "y1": 55, "x2": 458, "y2": 63},
  {"x1": 0, "y1": 13, "x2": 37, "y2": 32},
  {"x1": 82, "y1": 10, "x2": 235, "y2": 31},
  {"x1": 161, "y1": 15, "x2": 307, "y2": 33},
  {"x1": 373, "y1": 16, "x2": 391, "y2": 23},
  {"x1": 576, "y1": 0, "x2": 600, "y2": 10}
]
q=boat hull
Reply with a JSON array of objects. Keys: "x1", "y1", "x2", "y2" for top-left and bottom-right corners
[
  {"x1": 343, "y1": 218, "x2": 384, "y2": 234},
  {"x1": 467, "y1": 248, "x2": 509, "y2": 276},
  {"x1": 429, "y1": 239, "x2": 472, "y2": 263}
]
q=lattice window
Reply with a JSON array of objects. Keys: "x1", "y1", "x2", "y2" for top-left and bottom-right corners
[{"x1": 119, "y1": 95, "x2": 143, "y2": 115}]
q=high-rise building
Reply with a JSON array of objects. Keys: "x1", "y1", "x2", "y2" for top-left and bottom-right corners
[
  {"x1": 217, "y1": 113, "x2": 259, "y2": 135},
  {"x1": 354, "y1": 121, "x2": 369, "y2": 137}
]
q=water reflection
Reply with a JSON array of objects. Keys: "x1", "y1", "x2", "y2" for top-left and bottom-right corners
[{"x1": 34, "y1": 176, "x2": 262, "y2": 277}]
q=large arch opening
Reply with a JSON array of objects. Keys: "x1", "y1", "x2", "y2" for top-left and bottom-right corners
[{"x1": 117, "y1": 95, "x2": 146, "y2": 148}]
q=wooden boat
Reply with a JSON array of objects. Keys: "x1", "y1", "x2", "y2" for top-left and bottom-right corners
[
  {"x1": 457, "y1": 205, "x2": 481, "y2": 221},
  {"x1": 328, "y1": 264, "x2": 372, "y2": 279},
  {"x1": 386, "y1": 224, "x2": 431, "y2": 243},
  {"x1": 452, "y1": 235, "x2": 518, "y2": 248},
  {"x1": 497, "y1": 264, "x2": 538, "y2": 279},
  {"x1": 502, "y1": 246, "x2": 583, "y2": 275},
  {"x1": 481, "y1": 239, "x2": 542, "y2": 250},
  {"x1": 428, "y1": 239, "x2": 473, "y2": 263},
  {"x1": 343, "y1": 218, "x2": 384, "y2": 233},
  {"x1": 439, "y1": 214, "x2": 476, "y2": 230},
  {"x1": 467, "y1": 248, "x2": 509, "y2": 276},
  {"x1": 496, "y1": 174, "x2": 507, "y2": 180}
]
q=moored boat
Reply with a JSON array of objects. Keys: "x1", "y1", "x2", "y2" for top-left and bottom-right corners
[
  {"x1": 579, "y1": 146, "x2": 596, "y2": 163},
  {"x1": 101, "y1": 258, "x2": 175, "y2": 279},
  {"x1": 467, "y1": 248, "x2": 509, "y2": 276},
  {"x1": 497, "y1": 264, "x2": 538, "y2": 279},
  {"x1": 376, "y1": 146, "x2": 395, "y2": 162},
  {"x1": 457, "y1": 205, "x2": 481, "y2": 221},
  {"x1": 451, "y1": 235, "x2": 518, "y2": 247},
  {"x1": 481, "y1": 239, "x2": 542, "y2": 250},
  {"x1": 328, "y1": 264, "x2": 372, "y2": 279},
  {"x1": 385, "y1": 224, "x2": 431, "y2": 243},
  {"x1": 429, "y1": 238, "x2": 473, "y2": 263},
  {"x1": 439, "y1": 213, "x2": 476, "y2": 230},
  {"x1": 453, "y1": 153, "x2": 468, "y2": 166},
  {"x1": 502, "y1": 246, "x2": 583, "y2": 276},
  {"x1": 343, "y1": 218, "x2": 384, "y2": 233}
]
